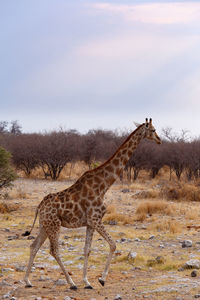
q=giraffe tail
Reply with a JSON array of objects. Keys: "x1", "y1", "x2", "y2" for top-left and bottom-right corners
[{"x1": 22, "y1": 207, "x2": 39, "y2": 236}]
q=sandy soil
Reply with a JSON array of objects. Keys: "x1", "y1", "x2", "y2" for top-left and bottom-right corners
[{"x1": 1, "y1": 178, "x2": 200, "y2": 300}]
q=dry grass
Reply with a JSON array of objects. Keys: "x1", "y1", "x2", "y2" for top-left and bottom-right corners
[
  {"x1": 148, "y1": 218, "x2": 183, "y2": 233},
  {"x1": 0, "y1": 201, "x2": 19, "y2": 214},
  {"x1": 162, "y1": 182, "x2": 200, "y2": 202},
  {"x1": 30, "y1": 162, "x2": 89, "y2": 180},
  {"x1": 134, "y1": 212, "x2": 147, "y2": 222},
  {"x1": 136, "y1": 200, "x2": 173, "y2": 216},
  {"x1": 3, "y1": 188, "x2": 28, "y2": 200},
  {"x1": 135, "y1": 189, "x2": 160, "y2": 199},
  {"x1": 103, "y1": 205, "x2": 134, "y2": 225}
]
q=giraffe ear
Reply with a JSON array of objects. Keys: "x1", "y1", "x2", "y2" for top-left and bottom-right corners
[{"x1": 134, "y1": 122, "x2": 141, "y2": 128}]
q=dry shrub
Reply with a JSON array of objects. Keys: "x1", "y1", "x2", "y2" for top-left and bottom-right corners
[
  {"x1": 136, "y1": 200, "x2": 172, "y2": 216},
  {"x1": 106, "y1": 205, "x2": 116, "y2": 214},
  {"x1": 180, "y1": 184, "x2": 200, "y2": 202},
  {"x1": 59, "y1": 162, "x2": 88, "y2": 180},
  {"x1": 134, "y1": 212, "x2": 147, "y2": 222},
  {"x1": 135, "y1": 189, "x2": 159, "y2": 199},
  {"x1": 162, "y1": 182, "x2": 200, "y2": 202},
  {"x1": 30, "y1": 167, "x2": 44, "y2": 179},
  {"x1": 0, "y1": 201, "x2": 19, "y2": 214},
  {"x1": 149, "y1": 219, "x2": 182, "y2": 233},
  {"x1": 178, "y1": 204, "x2": 200, "y2": 220},
  {"x1": 30, "y1": 161, "x2": 88, "y2": 180},
  {"x1": 103, "y1": 205, "x2": 134, "y2": 225},
  {"x1": 103, "y1": 213, "x2": 134, "y2": 225},
  {"x1": 184, "y1": 209, "x2": 199, "y2": 220},
  {"x1": 9, "y1": 188, "x2": 27, "y2": 199}
]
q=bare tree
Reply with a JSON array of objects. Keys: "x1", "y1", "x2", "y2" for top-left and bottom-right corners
[
  {"x1": 0, "y1": 121, "x2": 8, "y2": 134},
  {"x1": 9, "y1": 120, "x2": 22, "y2": 135},
  {"x1": 7, "y1": 134, "x2": 39, "y2": 176},
  {"x1": 36, "y1": 130, "x2": 80, "y2": 180}
]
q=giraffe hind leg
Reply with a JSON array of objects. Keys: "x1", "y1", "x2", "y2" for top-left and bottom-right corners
[
  {"x1": 24, "y1": 227, "x2": 47, "y2": 287},
  {"x1": 46, "y1": 222, "x2": 77, "y2": 290}
]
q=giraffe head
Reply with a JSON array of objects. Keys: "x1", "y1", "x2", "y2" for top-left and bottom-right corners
[
  {"x1": 143, "y1": 118, "x2": 161, "y2": 144},
  {"x1": 135, "y1": 118, "x2": 161, "y2": 144}
]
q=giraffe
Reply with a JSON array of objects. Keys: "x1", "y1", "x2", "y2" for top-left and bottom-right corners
[{"x1": 23, "y1": 118, "x2": 161, "y2": 290}]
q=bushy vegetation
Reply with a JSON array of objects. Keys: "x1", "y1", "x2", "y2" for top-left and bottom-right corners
[
  {"x1": 1, "y1": 120, "x2": 200, "y2": 181},
  {"x1": 0, "y1": 146, "x2": 16, "y2": 189}
]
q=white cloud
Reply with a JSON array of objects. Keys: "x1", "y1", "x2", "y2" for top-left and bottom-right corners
[{"x1": 92, "y1": 2, "x2": 200, "y2": 25}]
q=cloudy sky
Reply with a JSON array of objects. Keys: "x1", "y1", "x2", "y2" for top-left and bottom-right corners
[{"x1": 1, "y1": 0, "x2": 200, "y2": 137}]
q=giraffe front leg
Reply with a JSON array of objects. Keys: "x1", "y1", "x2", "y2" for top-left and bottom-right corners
[
  {"x1": 95, "y1": 223, "x2": 116, "y2": 286},
  {"x1": 83, "y1": 226, "x2": 94, "y2": 289}
]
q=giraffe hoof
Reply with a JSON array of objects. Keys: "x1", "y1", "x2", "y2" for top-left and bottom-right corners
[
  {"x1": 70, "y1": 285, "x2": 77, "y2": 290},
  {"x1": 25, "y1": 284, "x2": 33, "y2": 288},
  {"x1": 84, "y1": 285, "x2": 93, "y2": 289},
  {"x1": 98, "y1": 278, "x2": 105, "y2": 286}
]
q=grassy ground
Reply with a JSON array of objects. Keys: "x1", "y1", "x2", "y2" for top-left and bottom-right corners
[{"x1": 1, "y1": 167, "x2": 200, "y2": 299}]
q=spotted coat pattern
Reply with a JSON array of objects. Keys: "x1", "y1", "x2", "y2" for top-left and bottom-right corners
[{"x1": 24, "y1": 118, "x2": 161, "y2": 289}]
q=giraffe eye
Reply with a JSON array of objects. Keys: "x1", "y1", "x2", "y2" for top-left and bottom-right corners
[{"x1": 152, "y1": 129, "x2": 155, "y2": 132}]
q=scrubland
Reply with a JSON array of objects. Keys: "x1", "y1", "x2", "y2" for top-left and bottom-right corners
[{"x1": 1, "y1": 164, "x2": 200, "y2": 299}]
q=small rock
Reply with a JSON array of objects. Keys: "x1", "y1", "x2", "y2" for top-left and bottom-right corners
[
  {"x1": 184, "y1": 259, "x2": 200, "y2": 269},
  {"x1": 149, "y1": 235, "x2": 155, "y2": 240},
  {"x1": 2, "y1": 293, "x2": 10, "y2": 299},
  {"x1": 0, "y1": 280, "x2": 12, "y2": 286},
  {"x1": 108, "y1": 220, "x2": 117, "y2": 225},
  {"x1": 39, "y1": 276, "x2": 46, "y2": 281},
  {"x1": 51, "y1": 265, "x2": 59, "y2": 270},
  {"x1": 27, "y1": 235, "x2": 35, "y2": 240},
  {"x1": 191, "y1": 270, "x2": 198, "y2": 277},
  {"x1": 64, "y1": 260, "x2": 74, "y2": 265},
  {"x1": 120, "y1": 238, "x2": 126, "y2": 243},
  {"x1": 7, "y1": 235, "x2": 19, "y2": 240},
  {"x1": 128, "y1": 251, "x2": 137, "y2": 261},
  {"x1": 54, "y1": 279, "x2": 66, "y2": 286},
  {"x1": 194, "y1": 295, "x2": 200, "y2": 299},
  {"x1": 2, "y1": 268, "x2": 14, "y2": 272},
  {"x1": 121, "y1": 188, "x2": 130, "y2": 193},
  {"x1": 15, "y1": 266, "x2": 25, "y2": 272},
  {"x1": 4, "y1": 228, "x2": 10, "y2": 232},
  {"x1": 134, "y1": 238, "x2": 141, "y2": 242},
  {"x1": 178, "y1": 267, "x2": 185, "y2": 272},
  {"x1": 182, "y1": 240, "x2": 192, "y2": 248},
  {"x1": 114, "y1": 295, "x2": 122, "y2": 300},
  {"x1": 64, "y1": 297, "x2": 72, "y2": 300},
  {"x1": 76, "y1": 264, "x2": 83, "y2": 269},
  {"x1": 159, "y1": 244, "x2": 165, "y2": 248}
]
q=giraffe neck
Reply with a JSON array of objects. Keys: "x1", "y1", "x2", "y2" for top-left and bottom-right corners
[{"x1": 91, "y1": 124, "x2": 145, "y2": 195}]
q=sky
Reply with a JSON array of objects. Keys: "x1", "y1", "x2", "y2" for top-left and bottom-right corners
[{"x1": 1, "y1": 0, "x2": 200, "y2": 138}]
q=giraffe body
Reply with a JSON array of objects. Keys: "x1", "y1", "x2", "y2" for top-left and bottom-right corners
[{"x1": 24, "y1": 118, "x2": 161, "y2": 289}]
